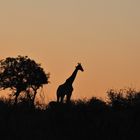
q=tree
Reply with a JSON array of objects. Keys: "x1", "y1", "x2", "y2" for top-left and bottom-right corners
[{"x1": 0, "y1": 55, "x2": 49, "y2": 105}]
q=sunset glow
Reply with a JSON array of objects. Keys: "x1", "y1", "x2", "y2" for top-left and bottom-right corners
[{"x1": 0, "y1": 0, "x2": 140, "y2": 102}]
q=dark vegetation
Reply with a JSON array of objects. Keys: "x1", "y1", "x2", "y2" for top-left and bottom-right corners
[
  {"x1": 0, "y1": 56, "x2": 140, "y2": 140},
  {"x1": 0, "y1": 88, "x2": 140, "y2": 140},
  {"x1": 0, "y1": 55, "x2": 49, "y2": 105}
]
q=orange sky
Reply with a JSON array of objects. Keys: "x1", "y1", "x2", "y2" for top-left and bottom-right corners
[{"x1": 0, "y1": 0, "x2": 140, "y2": 102}]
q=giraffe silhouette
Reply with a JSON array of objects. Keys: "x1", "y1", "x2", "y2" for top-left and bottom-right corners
[{"x1": 56, "y1": 63, "x2": 84, "y2": 103}]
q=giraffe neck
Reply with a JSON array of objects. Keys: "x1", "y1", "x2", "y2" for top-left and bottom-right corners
[{"x1": 66, "y1": 68, "x2": 79, "y2": 85}]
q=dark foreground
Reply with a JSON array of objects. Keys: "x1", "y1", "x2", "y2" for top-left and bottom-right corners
[{"x1": 0, "y1": 90, "x2": 140, "y2": 140}]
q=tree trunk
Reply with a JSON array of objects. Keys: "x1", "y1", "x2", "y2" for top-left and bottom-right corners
[
  {"x1": 14, "y1": 90, "x2": 20, "y2": 105},
  {"x1": 32, "y1": 90, "x2": 37, "y2": 106}
]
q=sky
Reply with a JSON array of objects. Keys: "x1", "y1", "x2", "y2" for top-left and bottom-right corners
[{"x1": 0, "y1": 0, "x2": 140, "y2": 102}]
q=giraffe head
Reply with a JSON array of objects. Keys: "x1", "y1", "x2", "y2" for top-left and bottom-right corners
[{"x1": 76, "y1": 63, "x2": 84, "y2": 72}]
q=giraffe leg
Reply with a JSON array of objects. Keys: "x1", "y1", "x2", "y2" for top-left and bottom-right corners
[
  {"x1": 60, "y1": 95, "x2": 65, "y2": 103},
  {"x1": 57, "y1": 94, "x2": 60, "y2": 102},
  {"x1": 66, "y1": 93, "x2": 72, "y2": 103}
]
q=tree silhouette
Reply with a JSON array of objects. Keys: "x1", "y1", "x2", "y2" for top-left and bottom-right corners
[
  {"x1": 107, "y1": 88, "x2": 140, "y2": 109},
  {"x1": 0, "y1": 55, "x2": 49, "y2": 105}
]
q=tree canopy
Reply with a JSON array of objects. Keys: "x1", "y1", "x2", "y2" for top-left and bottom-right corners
[{"x1": 0, "y1": 55, "x2": 49, "y2": 105}]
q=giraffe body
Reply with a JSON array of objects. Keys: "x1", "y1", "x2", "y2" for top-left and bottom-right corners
[
  {"x1": 57, "y1": 83, "x2": 73, "y2": 103},
  {"x1": 56, "y1": 63, "x2": 84, "y2": 103}
]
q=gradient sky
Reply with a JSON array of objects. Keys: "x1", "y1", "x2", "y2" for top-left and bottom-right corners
[{"x1": 0, "y1": 0, "x2": 140, "y2": 102}]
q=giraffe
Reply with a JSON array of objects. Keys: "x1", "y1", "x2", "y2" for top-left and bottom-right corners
[{"x1": 56, "y1": 63, "x2": 84, "y2": 103}]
